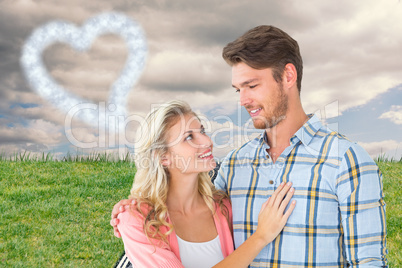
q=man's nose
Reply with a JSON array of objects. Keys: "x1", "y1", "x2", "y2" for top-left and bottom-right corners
[{"x1": 240, "y1": 90, "x2": 251, "y2": 107}]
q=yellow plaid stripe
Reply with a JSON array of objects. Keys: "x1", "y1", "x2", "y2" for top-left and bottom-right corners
[
  {"x1": 380, "y1": 196, "x2": 387, "y2": 262},
  {"x1": 307, "y1": 132, "x2": 336, "y2": 266},
  {"x1": 226, "y1": 155, "x2": 341, "y2": 166},
  {"x1": 227, "y1": 147, "x2": 243, "y2": 193},
  {"x1": 336, "y1": 164, "x2": 378, "y2": 185},
  {"x1": 233, "y1": 224, "x2": 342, "y2": 235},
  {"x1": 339, "y1": 200, "x2": 383, "y2": 212},
  {"x1": 230, "y1": 188, "x2": 337, "y2": 200},
  {"x1": 344, "y1": 234, "x2": 385, "y2": 245},
  {"x1": 245, "y1": 142, "x2": 264, "y2": 238},
  {"x1": 345, "y1": 149, "x2": 359, "y2": 259},
  {"x1": 281, "y1": 146, "x2": 298, "y2": 183}
]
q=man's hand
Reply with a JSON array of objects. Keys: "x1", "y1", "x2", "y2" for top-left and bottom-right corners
[{"x1": 110, "y1": 199, "x2": 135, "y2": 238}]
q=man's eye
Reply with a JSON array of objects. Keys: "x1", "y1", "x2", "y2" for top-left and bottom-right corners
[
  {"x1": 250, "y1": 84, "x2": 257, "y2": 89},
  {"x1": 235, "y1": 89, "x2": 240, "y2": 93}
]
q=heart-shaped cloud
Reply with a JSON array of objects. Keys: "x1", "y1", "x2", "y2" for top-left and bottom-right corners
[{"x1": 20, "y1": 12, "x2": 147, "y2": 133}]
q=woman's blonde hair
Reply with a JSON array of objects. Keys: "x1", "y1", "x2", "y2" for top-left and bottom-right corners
[{"x1": 129, "y1": 100, "x2": 228, "y2": 246}]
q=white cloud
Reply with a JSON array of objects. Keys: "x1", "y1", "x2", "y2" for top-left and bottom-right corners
[
  {"x1": 141, "y1": 48, "x2": 230, "y2": 93},
  {"x1": 358, "y1": 140, "x2": 402, "y2": 159},
  {"x1": 0, "y1": 119, "x2": 63, "y2": 146},
  {"x1": 379, "y1": 105, "x2": 402, "y2": 125},
  {"x1": 298, "y1": 0, "x2": 402, "y2": 113}
]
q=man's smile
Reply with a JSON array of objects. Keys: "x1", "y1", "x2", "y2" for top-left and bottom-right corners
[{"x1": 249, "y1": 107, "x2": 262, "y2": 117}]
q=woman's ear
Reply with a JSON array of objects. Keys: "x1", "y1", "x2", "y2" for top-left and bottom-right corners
[{"x1": 161, "y1": 154, "x2": 171, "y2": 167}]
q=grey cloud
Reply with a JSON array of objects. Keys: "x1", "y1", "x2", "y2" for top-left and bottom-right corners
[
  {"x1": 0, "y1": 0, "x2": 401, "y2": 156},
  {"x1": 142, "y1": 82, "x2": 224, "y2": 94},
  {"x1": 0, "y1": 134, "x2": 33, "y2": 144}
]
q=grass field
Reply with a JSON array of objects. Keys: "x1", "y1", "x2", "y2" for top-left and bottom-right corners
[
  {"x1": 377, "y1": 161, "x2": 402, "y2": 266},
  {"x1": 1, "y1": 160, "x2": 135, "y2": 267},
  {"x1": 0, "y1": 158, "x2": 401, "y2": 267}
]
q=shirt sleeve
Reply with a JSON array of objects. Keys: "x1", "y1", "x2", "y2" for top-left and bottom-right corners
[
  {"x1": 117, "y1": 210, "x2": 184, "y2": 268},
  {"x1": 214, "y1": 154, "x2": 232, "y2": 193},
  {"x1": 336, "y1": 143, "x2": 388, "y2": 267}
]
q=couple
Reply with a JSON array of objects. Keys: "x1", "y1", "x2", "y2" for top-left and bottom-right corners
[{"x1": 111, "y1": 25, "x2": 388, "y2": 267}]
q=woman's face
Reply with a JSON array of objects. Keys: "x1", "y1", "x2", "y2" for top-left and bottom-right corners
[{"x1": 163, "y1": 114, "x2": 216, "y2": 174}]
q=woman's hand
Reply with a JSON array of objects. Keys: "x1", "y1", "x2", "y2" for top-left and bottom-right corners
[
  {"x1": 212, "y1": 181, "x2": 296, "y2": 268},
  {"x1": 254, "y1": 181, "x2": 296, "y2": 244}
]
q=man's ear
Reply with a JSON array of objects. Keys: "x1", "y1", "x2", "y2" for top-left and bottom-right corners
[{"x1": 283, "y1": 63, "x2": 297, "y2": 89}]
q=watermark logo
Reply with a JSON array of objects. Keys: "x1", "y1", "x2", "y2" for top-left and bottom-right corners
[{"x1": 61, "y1": 99, "x2": 342, "y2": 162}]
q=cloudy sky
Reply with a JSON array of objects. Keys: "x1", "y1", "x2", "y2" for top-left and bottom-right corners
[{"x1": 1, "y1": 0, "x2": 401, "y2": 160}]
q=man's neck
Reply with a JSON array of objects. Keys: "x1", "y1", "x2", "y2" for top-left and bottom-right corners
[{"x1": 266, "y1": 110, "x2": 308, "y2": 162}]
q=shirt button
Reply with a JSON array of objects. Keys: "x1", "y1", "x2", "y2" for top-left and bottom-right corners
[{"x1": 269, "y1": 180, "x2": 274, "y2": 185}]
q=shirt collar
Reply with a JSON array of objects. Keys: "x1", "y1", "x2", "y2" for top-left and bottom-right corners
[
  {"x1": 290, "y1": 114, "x2": 322, "y2": 146},
  {"x1": 260, "y1": 130, "x2": 269, "y2": 149}
]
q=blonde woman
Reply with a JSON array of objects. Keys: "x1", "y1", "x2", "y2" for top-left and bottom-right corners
[{"x1": 115, "y1": 100, "x2": 296, "y2": 267}]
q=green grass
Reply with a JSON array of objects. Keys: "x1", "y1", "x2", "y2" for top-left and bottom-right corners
[
  {"x1": 0, "y1": 157, "x2": 400, "y2": 267},
  {"x1": 0, "y1": 160, "x2": 135, "y2": 267},
  {"x1": 377, "y1": 161, "x2": 402, "y2": 267}
]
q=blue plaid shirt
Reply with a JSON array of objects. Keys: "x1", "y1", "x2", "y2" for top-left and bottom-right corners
[{"x1": 215, "y1": 115, "x2": 387, "y2": 267}]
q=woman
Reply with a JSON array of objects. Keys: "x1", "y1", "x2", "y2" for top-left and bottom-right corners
[{"x1": 116, "y1": 100, "x2": 296, "y2": 267}]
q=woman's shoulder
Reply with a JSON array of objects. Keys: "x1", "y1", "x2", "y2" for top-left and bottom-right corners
[
  {"x1": 117, "y1": 201, "x2": 153, "y2": 226},
  {"x1": 213, "y1": 194, "x2": 231, "y2": 205},
  {"x1": 222, "y1": 196, "x2": 231, "y2": 207},
  {"x1": 213, "y1": 195, "x2": 232, "y2": 213}
]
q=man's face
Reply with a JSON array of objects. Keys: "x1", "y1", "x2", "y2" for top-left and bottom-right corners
[{"x1": 232, "y1": 62, "x2": 288, "y2": 129}]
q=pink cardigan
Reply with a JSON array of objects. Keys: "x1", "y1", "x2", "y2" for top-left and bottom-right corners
[{"x1": 117, "y1": 199, "x2": 234, "y2": 268}]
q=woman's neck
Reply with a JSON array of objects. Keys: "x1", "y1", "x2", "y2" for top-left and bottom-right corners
[{"x1": 166, "y1": 172, "x2": 204, "y2": 215}]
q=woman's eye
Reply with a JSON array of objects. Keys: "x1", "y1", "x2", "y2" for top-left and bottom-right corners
[
  {"x1": 200, "y1": 128, "x2": 206, "y2": 135},
  {"x1": 235, "y1": 89, "x2": 240, "y2": 93},
  {"x1": 185, "y1": 134, "x2": 193, "y2": 141}
]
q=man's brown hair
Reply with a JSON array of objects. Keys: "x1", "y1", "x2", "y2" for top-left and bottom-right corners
[{"x1": 222, "y1": 25, "x2": 303, "y2": 92}]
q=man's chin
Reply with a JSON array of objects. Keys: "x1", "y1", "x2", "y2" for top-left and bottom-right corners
[
  {"x1": 252, "y1": 119, "x2": 267, "y2": 129},
  {"x1": 252, "y1": 118, "x2": 282, "y2": 129}
]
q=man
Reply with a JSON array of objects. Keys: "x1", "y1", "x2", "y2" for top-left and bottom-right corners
[
  {"x1": 112, "y1": 25, "x2": 387, "y2": 267},
  {"x1": 214, "y1": 25, "x2": 387, "y2": 267}
]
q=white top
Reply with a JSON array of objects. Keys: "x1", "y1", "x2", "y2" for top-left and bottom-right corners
[{"x1": 176, "y1": 235, "x2": 224, "y2": 268}]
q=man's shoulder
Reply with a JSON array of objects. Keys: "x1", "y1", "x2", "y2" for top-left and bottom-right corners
[
  {"x1": 312, "y1": 128, "x2": 353, "y2": 147},
  {"x1": 309, "y1": 128, "x2": 374, "y2": 165},
  {"x1": 301, "y1": 114, "x2": 354, "y2": 156}
]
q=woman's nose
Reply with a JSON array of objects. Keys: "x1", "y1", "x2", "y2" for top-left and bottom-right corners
[{"x1": 196, "y1": 133, "x2": 212, "y2": 148}]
